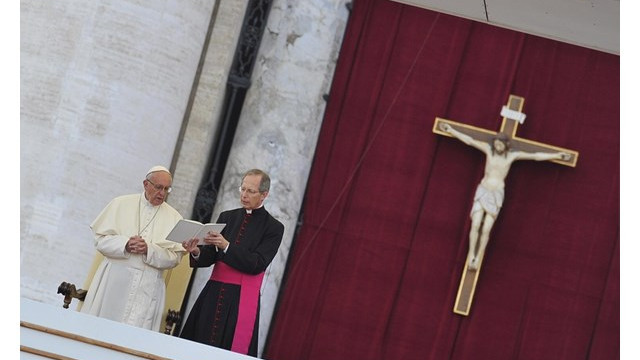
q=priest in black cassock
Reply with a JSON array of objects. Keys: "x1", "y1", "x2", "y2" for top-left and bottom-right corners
[{"x1": 179, "y1": 169, "x2": 284, "y2": 356}]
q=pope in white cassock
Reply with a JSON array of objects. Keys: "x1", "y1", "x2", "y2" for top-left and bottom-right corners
[{"x1": 79, "y1": 166, "x2": 186, "y2": 331}]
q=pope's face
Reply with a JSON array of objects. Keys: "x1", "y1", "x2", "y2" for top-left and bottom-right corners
[
  {"x1": 239, "y1": 174, "x2": 268, "y2": 210},
  {"x1": 143, "y1": 171, "x2": 172, "y2": 206}
]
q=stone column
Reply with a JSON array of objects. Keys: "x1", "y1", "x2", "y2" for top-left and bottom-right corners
[{"x1": 170, "y1": 1, "x2": 249, "y2": 222}]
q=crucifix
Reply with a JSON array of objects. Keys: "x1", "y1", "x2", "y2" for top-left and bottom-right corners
[{"x1": 432, "y1": 94, "x2": 578, "y2": 316}]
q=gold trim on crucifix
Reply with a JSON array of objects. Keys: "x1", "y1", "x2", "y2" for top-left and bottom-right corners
[
  {"x1": 433, "y1": 94, "x2": 579, "y2": 316},
  {"x1": 434, "y1": 95, "x2": 578, "y2": 167}
]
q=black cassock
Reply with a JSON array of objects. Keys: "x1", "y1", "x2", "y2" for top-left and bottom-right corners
[{"x1": 180, "y1": 206, "x2": 284, "y2": 356}]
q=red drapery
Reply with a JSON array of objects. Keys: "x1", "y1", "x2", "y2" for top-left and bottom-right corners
[{"x1": 265, "y1": 1, "x2": 619, "y2": 359}]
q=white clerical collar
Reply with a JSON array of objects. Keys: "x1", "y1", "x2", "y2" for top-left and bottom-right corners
[{"x1": 246, "y1": 205, "x2": 264, "y2": 214}]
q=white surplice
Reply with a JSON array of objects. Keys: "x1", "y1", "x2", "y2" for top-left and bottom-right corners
[{"x1": 79, "y1": 193, "x2": 185, "y2": 331}]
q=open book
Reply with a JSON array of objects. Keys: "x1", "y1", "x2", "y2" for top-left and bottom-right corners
[{"x1": 166, "y1": 219, "x2": 226, "y2": 245}]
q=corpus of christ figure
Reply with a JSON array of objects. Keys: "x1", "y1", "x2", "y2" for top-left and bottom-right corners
[
  {"x1": 433, "y1": 94, "x2": 578, "y2": 316},
  {"x1": 439, "y1": 122, "x2": 570, "y2": 270}
]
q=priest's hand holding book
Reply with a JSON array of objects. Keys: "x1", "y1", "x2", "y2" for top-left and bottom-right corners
[
  {"x1": 181, "y1": 231, "x2": 229, "y2": 256},
  {"x1": 167, "y1": 219, "x2": 227, "y2": 255}
]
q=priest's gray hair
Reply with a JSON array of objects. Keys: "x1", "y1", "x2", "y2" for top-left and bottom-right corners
[{"x1": 243, "y1": 169, "x2": 271, "y2": 193}]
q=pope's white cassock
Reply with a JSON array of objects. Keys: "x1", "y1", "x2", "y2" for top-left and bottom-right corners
[{"x1": 79, "y1": 192, "x2": 185, "y2": 331}]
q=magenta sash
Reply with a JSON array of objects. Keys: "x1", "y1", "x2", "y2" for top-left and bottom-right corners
[{"x1": 210, "y1": 262, "x2": 264, "y2": 354}]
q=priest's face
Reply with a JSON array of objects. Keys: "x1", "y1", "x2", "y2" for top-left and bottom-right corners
[
  {"x1": 239, "y1": 174, "x2": 268, "y2": 210},
  {"x1": 143, "y1": 171, "x2": 172, "y2": 206}
]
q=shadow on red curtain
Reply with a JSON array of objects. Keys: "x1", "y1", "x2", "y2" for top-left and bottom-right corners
[{"x1": 264, "y1": 1, "x2": 619, "y2": 359}]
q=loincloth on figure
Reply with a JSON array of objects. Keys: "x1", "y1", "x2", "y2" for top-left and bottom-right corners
[{"x1": 470, "y1": 184, "x2": 504, "y2": 217}]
